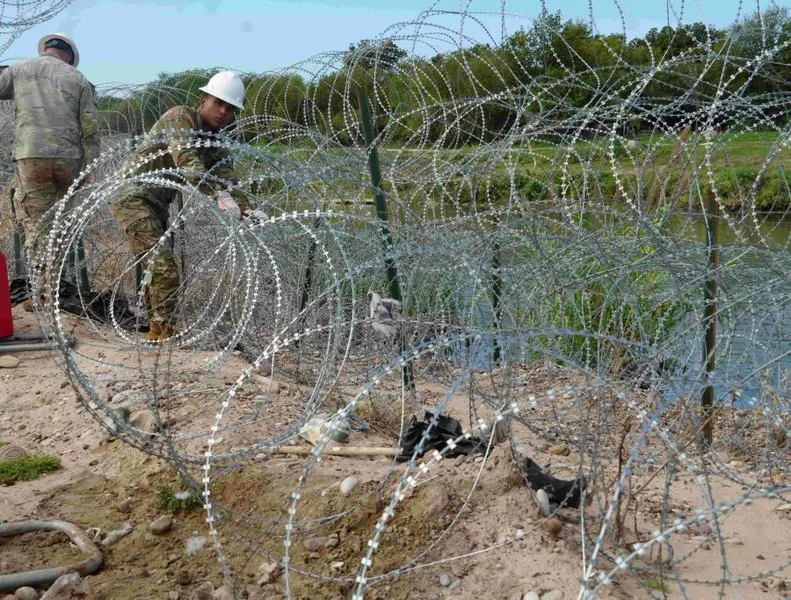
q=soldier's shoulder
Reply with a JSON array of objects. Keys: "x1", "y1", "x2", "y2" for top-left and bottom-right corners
[
  {"x1": 5, "y1": 56, "x2": 40, "y2": 74},
  {"x1": 160, "y1": 105, "x2": 198, "y2": 126}
]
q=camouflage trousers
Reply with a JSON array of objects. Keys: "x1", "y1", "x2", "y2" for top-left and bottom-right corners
[
  {"x1": 110, "y1": 187, "x2": 180, "y2": 331},
  {"x1": 15, "y1": 157, "x2": 83, "y2": 251}
]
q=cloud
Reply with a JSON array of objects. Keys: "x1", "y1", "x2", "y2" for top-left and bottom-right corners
[
  {"x1": 55, "y1": 0, "x2": 101, "y2": 35},
  {"x1": 56, "y1": 0, "x2": 223, "y2": 31},
  {"x1": 122, "y1": 0, "x2": 223, "y2": 13}
]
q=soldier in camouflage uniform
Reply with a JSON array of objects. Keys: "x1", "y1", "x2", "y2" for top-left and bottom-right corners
[
  {"x1": 110, "y1": 71, "x2": 249, "y2": 341},
  {"x1": 0, "y1": 33, "x2": 99, "y2": 253}
]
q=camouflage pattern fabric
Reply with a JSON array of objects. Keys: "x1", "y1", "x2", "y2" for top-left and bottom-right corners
[
  {"x1": 110, "y1": 188, "x2": 179, "y2": 332},
  {"x1": 0, "y1": 55, "x2": 100, "y2": 164},
  {"x1": 0, "y1": 173, "x2": 18, "y2": 236},
  {"x1": 111, "y1": 105, "x2": 249, "y2": 332},
  {"x1": 15, "y1": 157, "x2": 82, "y2": 249},
  {"x1": 122, "y1": 105, "x2": 247, "y2": 204}
]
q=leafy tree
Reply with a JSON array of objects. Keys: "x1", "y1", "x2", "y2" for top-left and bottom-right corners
[{"x1": 343, "y1": 39, "x2": 407, "y2": 72}]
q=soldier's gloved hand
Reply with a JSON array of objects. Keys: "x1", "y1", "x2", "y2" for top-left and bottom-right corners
[
  {"x1": 243, "y1": 208, "x2": 270, "y2": 223},
  {"x1": 217, "y1": 191, "x2": 241, "y2": 220}
]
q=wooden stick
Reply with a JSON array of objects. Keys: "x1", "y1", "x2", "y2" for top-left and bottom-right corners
[{"x1": 271, "y1": 445, "x2": 402, "y2": 457}]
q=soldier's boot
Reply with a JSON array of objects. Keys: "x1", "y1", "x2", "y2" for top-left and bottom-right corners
[
  {"x1": 22, "y1": 294, "x2": 48, "y2": 313},
  {"x1": 147, "y1": 320, "x2": 175, "y2": 342}
]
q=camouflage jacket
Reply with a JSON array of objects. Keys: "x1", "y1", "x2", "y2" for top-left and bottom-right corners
[
  {"x1": 0, "y1": 55, "x2": 100, "y2": 164},
  {"x1": 128, "y1": 105, "x2": 243, "y2": 202}
]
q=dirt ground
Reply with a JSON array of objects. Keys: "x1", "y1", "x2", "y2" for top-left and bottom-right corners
[{"x1": 1, "y1": 304, "x2": 790, "y2": 600}]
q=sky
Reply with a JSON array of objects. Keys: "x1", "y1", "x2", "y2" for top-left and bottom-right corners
[{"x1": 1, "y1": 0, "x2": 763, "y2": 85}]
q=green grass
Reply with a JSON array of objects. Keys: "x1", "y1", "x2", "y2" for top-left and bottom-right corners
[
  {"x1": 0, "y1": 455, "x2": 61, "y2": 482},
  {"x1": 156, "y1": 485, "x2": 202, "y2": 513},
  {"x1": 642, "y1": 576, "x2": 670, "y2": 593},
  {"x1": 242, "y1": 130, "x2": 789, "y2": 210}
]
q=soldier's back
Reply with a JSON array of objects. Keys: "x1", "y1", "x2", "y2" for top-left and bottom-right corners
[{"x1": 9, "y1": 55, "x2": 91, "y2": 160}]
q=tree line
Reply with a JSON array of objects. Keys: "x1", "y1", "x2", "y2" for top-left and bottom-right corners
[{"x1": 98, "y1": 7, "x2": 790, "y2": 145}]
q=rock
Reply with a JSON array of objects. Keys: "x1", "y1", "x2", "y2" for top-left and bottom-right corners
[
  {"x1": 534, "y1": 489, "x2": 551, "y2": 516},
  {"x1": 0, "y1": 355, "x2": 20, "y2": 368},
  {"x1": 186, "y1": 536, "x2": 207, "y2": 554},
  {"x1": 256, "y1": 377, "x2": 280, "y2": 394},
  {"x1": 101, "y1": 406, "x2": 131, "y2": 441},
  {"x1": 692, "y1": 523, "x2": 713, "y2": 536},
  {"x1": 149, "y1": 515, "x2": 173, "y2": 535},
  {"x1": 449, "y1": 579, "x2": 461, "y2": 590},
  {"x1": 439, "y1": 574, "x2": 452, "y2": 587},
  {"x1": 339, "y1": 475, "x2": 358, "y2": 496},
  {"x1": 324, "y1": 533, "x2": 339, "y2": 549},
  {"x1": 191, "y1": 581, "x2": 214, "y2": 600},
  {"x1": 349, "y1": 534, "x2": 362, "y2": 553},
  {"x1": 420, "y1": 484, "x2": 450, "y2": 519},
  {"x1": 542, "y1": 518, "x2": 563, "y2": 537},
  {"x1": 523, "y1": 593, "x2": 540, "y2": 600},
  {"x1": 14, "y1": 588, "x2": 38, "y2": 600},
  {"x1": 116, "y1": 498, "x2": 133, "y2": 513},
  {"x1": 245, "y1": 586, "x2": 269, "y2": 600},
  {"x1": 0, "y1": 444, "x2": 28, "y2": 459},
  {"x1": 211, "y1": 588, "x2": 234, "y2": 600},
  {"x1": 330, "y1": 561, "x2": 344, "y2": 573},
  {"x1": 176, "y1": 569, "x2": 191, "y2": 586},
  {"x1": 548, "y1": 444, "x2": 570, "y2": 456},
  {"x1": 130, "y1": 410, "x2": 159, "y2": 434},
  {"x1": 776, "y1": 503, "x2": 791, "y2": 512},
  {"x1": 303, "y1": 537, "x2": 326, "y2": 552},
  {"x1": 168, "y1": 592, "x2": 180, "y2": 600},
  {"x1": 100, "y1": 521, "x2": 134, "y2": 547},
  {"x1": 40, "y1": 573, "x2": 81, "y2": 599},
  {"x1": 110, "y1": 390, "x2": 138, "y2": 406},
  {"x1": 360, "y1": 491, "x2": 383, "y2": 515},
  {"x1": 258, "y1": 560, "x2": 280, "y2": 585},
  {"x1": 541, "y1": 591, "x2": 564, "y2": 600}
]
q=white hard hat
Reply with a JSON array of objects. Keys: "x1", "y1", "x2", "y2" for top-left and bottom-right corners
[
  {"x1": 38, "y1": 33, "x2": 79, "y2": 67},
  {"x1": 199, "y1": 71, "x2": 245, "y2": 109}
]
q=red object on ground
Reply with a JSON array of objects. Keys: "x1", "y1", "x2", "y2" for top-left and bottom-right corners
[{"x1": 0, "y1": 251, "x2": 13, "y2": 339}]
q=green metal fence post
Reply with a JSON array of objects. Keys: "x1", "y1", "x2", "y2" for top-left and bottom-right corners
[
  {"x1": 357, "y1": 87, "x2": 412, "y2": 390},
  {"x1": 76, "y1": 237, "x2": 90, "y2": 295},
  {"x1": 701, "y1": 188, "x2": 719, "y2": 447},
  {"x1": 492, "y1": 228, "x2": 502, "y2": 365},
  {"x1": 9, "y1": 188, "x2": 23, "y2": 278}
]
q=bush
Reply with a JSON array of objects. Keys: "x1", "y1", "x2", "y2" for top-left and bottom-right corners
[
  {"x1": 0, "y1": 455, "x2": 61, "y2": 482},
  {"x1": 156, "y1": 485, "x2": 203, "y2": 513}
]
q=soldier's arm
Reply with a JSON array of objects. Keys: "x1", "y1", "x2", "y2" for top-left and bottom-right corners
[
  {"x1": 0, "y1": 66, "x2": 13, "y2": 100},
  {"x1": 211, "y1": 154, "x2": 253, "y2": 212},
  {"x1": 79, "y1": 81, "x2": 100, "y2": 165},
  {"x1": 165, "y1": 109, "x2": 213, "y2": 179}
]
